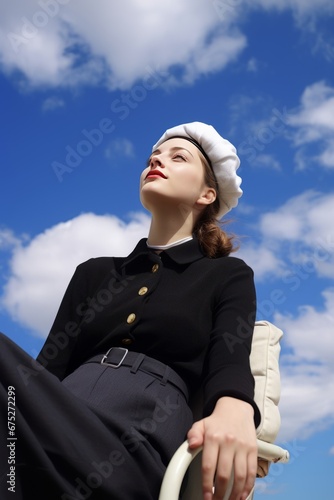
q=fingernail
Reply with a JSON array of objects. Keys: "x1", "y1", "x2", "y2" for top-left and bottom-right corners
[{"x1": 204, "y1": 493, "x2": 212, "y2": 500}]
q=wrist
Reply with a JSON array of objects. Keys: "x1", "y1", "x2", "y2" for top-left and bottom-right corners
[{"x1": 214, "y1": 396, "x2": 255, "y2": 417}]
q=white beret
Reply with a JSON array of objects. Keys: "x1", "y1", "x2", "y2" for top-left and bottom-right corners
[{"x1": 152, "y1": 121, "x2": 242, "y2": 219}]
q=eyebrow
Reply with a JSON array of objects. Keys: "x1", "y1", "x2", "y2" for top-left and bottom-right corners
[{"x1": 148, "y1": 146, "x2": 195, "y2": 161}]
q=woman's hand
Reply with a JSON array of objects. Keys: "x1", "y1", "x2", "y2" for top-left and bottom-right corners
[{"x1": 187, "y1": 396, "x2": 257, "y2": 500}]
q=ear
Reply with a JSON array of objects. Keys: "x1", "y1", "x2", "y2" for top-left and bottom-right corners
[{"x1": 196, "y1": 187, "x2": 217, "y2": 207}]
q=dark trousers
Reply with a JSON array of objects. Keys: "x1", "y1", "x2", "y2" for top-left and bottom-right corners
[{"x1": 0, "y1": 333, "x2": 193, "y2": 500}]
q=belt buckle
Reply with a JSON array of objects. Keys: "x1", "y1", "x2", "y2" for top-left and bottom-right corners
[{"x1": 101, "y1": 347, "x2": 128, "y2": 368}]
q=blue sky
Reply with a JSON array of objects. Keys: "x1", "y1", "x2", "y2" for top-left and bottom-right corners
[{"x1": 1, "y1": 1, "x2": 334, "y2": 498}]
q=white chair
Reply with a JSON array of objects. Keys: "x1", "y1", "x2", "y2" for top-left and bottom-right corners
[{"x1": 159, "y1": 321, "x2": 290, "y2": 500}]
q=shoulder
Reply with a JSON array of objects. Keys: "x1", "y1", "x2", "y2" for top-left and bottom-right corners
[
  {"x1": 197, "y1": 255, "x2": 255, "y2": 297},
  {"x1": 76, "y1": 256, "x2": 116, "y2": 273},
  {"x1": 74, "y1": 256, "x2": 126, "y2": 282}
]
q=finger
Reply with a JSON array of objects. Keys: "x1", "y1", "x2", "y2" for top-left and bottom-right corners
[
  {"x1": 227, "y1": 453, "x2": 247, "y2": 500},
  {"x1": 212, "y1": 446, "x2": 234, "y2": 500},
  {"x1": 201, "y1": 440, "x2": 220, "y2": 499},
  {"x1": 240, "y1": 449, "x2": 258, "y2": 500},
  {"x1": 187, "y1": 420, "x2": 204, "y2": 448}
]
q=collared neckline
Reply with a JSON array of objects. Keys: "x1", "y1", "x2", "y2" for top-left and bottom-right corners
[{"x1": 121, "y1": 237, "x2": 205, "y2": 267}]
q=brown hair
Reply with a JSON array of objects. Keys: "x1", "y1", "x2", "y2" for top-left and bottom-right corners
[{"x1": 193, "y1": 155, "x2": 238, "y2": 258}]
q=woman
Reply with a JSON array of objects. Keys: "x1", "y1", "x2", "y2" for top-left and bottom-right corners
[{"x1": 0, "y1": 122, "x2": 260, "y2": 500}]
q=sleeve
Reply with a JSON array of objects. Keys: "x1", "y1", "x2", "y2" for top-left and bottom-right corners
[
  {"x1": 36, "y1": 261, "x2": 92, "y2": 381},
  {"x1": 202, "y1": 258, "x2": 261, "y2": 428}
]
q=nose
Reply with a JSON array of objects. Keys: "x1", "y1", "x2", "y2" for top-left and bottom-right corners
[{"x1": 149, "y1": 154, "x2": 164, "y2": 169}]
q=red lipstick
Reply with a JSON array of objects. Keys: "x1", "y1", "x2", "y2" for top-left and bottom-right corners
[{"x1": 145, "y1": 169, "x2": 167, "y2": 179}]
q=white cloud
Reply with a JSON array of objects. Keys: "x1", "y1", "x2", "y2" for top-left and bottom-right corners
[
  {"x1": 312, "y1": 32, "x2": 334, "y2": 63},
  {"x1": 317, "y1": 141, "x2": 334, "y2": 168},
  {"x1": 179, "y1": 30, "x2": 247, "y2": 84},
  {"x1": 104, "y1": 138, "x2": 135, "y2": 160},
  {"x1": 252, "y1": 153, "x2": 282, "y2": 171},
  {"x1": 1, "y1": 8, "x2": 74, "y2": 86},
  {"x1": 1, "y1": 212, "x2": 151, "y2": 337},
  {"x1": 247, "y1": 0, "x2": 334, "y2": 20},
  {"x1": 230, "y1": 81, "x2": 334, "y2": 172},
  {"x1": 259, "y1": 192, "x2": 334, "y2": 275},
  {"x1": 237, "y1": 191, "x2": 334, "y2": 280},
  {"x1": 237, "y1": 243, "x2": 285, "y2": 280},
  {"x1": 1, "y1": 2, "x2": 332, "y2": 91},
  {"x1": 276, "y1": 289, "x2": 334, "y2": 364},
  {"x1": 259, "y1": 191, "x2": 315, "y2": 241},
  {"x1": 0, "y1": 228, "x2": 22, "y2": 250},
  {"x1": 274, "y1": 289, "x2": 334, "y2": 441},
  {"x1": 287, "y1": 81, "x2": 334, "y2": 169},
  {"x1": 0, "y1": 0, "x2": 244, "y2": 90},
  {"x1": 329, "y1": 446, "x2": 334, "y2": 455},
  {"x1": 289, "y1": 81, "x2": 334, "y2": 132},
  {"x1": 246, "y1": 58, "x2": 259, "y2": 72},
  {"x1": 278, "y1": 365, "x2": 334, "y2": 441},
  {"x1": 42, "y1": 96, "x2": 65, "y2": 111}
]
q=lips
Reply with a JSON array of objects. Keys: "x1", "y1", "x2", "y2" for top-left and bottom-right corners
[{"x1": 145, "y1": 169, "x2": 167, "y2": 179}]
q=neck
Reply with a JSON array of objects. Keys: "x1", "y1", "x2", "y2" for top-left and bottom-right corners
[{"x1": 147, "y1": 208, "x2": 195, "y2": 246}]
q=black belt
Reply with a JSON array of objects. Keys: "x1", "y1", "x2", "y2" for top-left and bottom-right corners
[{"x1": 85, "y1": 347, "x2": 189, "y2": 401}]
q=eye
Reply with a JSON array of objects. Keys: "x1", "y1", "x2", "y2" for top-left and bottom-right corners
[{"x1": 173, "y1": 153, "x2": 187, "y2": 161}]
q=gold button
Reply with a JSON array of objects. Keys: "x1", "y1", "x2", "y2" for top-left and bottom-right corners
[
  {"x1": 126, "y1": 313, "x2": 136, "y2": 324},
  {"x1": 138, "y1": 286, "x2": 148, "y2": 296},
  {"x1": 152, "y1": 264, "x2": 159, "y2": 273},
  {"x1": 122, "y1": 338, "x2": 133, "y2": 345}
]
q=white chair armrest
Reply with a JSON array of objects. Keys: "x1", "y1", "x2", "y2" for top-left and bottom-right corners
[
  {"x1": 158, "y1": 440, "x2": 289, "y2": 500},
  {"x1": 257, "y1": 439, "x2": 290, "y2": 463},
  {"x1": 159, "y1": 441, "x2": 200, "y2": 500}
]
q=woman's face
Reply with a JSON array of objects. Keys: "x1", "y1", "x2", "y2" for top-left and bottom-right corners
[{"x1": 140, "y1": 138, "x2": 215, "y2": 214}]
